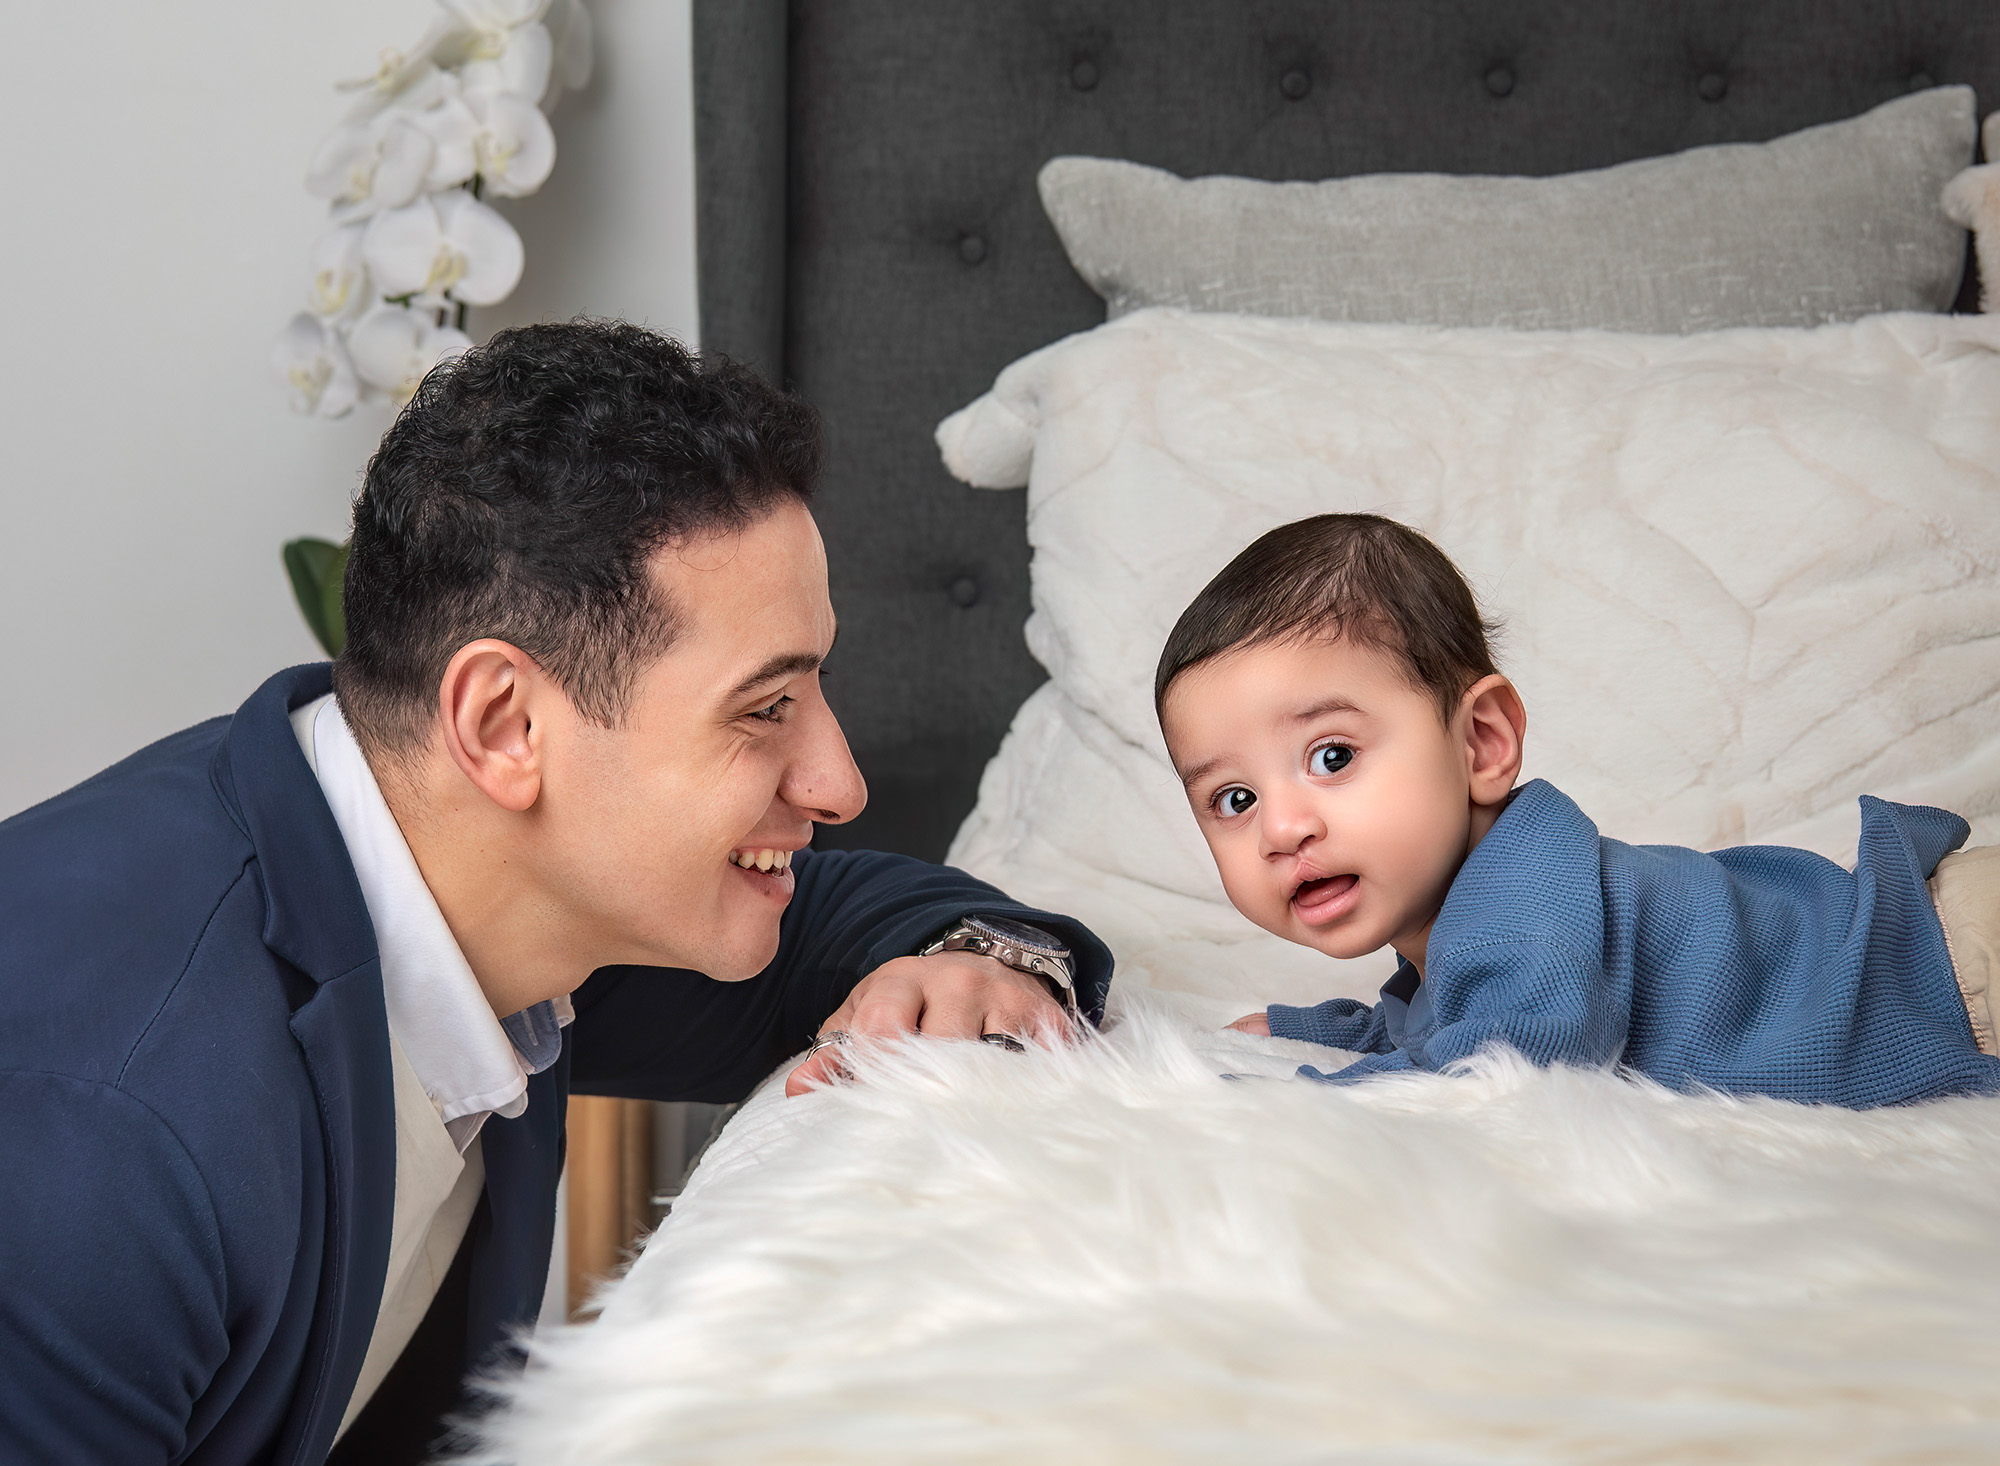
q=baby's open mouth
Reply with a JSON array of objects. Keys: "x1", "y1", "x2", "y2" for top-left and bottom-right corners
[{"x1": 1291, "y1": 872, "x2": 1358, "y2": 918}]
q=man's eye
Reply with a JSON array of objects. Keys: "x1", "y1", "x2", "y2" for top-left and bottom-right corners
[
  {"x1": 1215, "y1": 786, "x2": 1256, "y2": 816},
  {"x1": 1310, "y1": 744, "x2": 1354, "y2": 776},
  {"x1": 747, "y1": 695, "x2": 794, "y2": 724}
]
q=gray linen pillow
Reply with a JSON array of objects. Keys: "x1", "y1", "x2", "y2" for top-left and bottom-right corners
[{"x1": 1040, "y1": 89, "x2": 1974, "y2": 334}]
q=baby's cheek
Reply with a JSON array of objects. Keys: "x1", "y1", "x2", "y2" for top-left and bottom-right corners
[{"x1": 1213, "y1": 846, "x2": 1279, "y2": 926}]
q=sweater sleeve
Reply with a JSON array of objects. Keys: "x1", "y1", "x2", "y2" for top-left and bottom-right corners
[
  {"x1": 1409, "y1": 936, "x2": 1625, "y2": 1072},
  {"x1": 1292, "y1": 938, "x2": 1624, "y2": 1085},
  {"x1": 1266, "y1": 998, "x2": 1393, "y2": 1053},
  {"x1": 0, "y1": 1073, "x2": 229, "y2": 1463},
  {"x1": 1300, "y1": 1048, "x2": 1418, "y2": 1083},
  {"x1": 567, "y1": 847, "x2": 1114, "y2": 1104}
]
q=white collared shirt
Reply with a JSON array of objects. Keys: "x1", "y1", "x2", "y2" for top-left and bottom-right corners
[{"x1": 290, "y1": 693, "x2": 571, "y2": 1436}]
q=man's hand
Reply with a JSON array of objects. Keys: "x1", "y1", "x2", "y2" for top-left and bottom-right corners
[
  {"x1": 1227, "y1": 1011, "x2": 1271, "y2": 1037},
  {"x1": 784, "y1": 953, "x2": 1074, "y2": 1095}
]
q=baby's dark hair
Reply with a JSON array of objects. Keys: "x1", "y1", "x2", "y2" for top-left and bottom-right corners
[{"x1": 1154, "y1": 514, "x2": 1500, "y2": 724}]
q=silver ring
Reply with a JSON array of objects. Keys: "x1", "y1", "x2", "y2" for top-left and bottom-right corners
[
  {"x1": 980, "y1": 1032, "x2": 1026, "y2": 1053},
  {"x1": 805, "y1": 1029, "x2": 851, "y2": 1060}
]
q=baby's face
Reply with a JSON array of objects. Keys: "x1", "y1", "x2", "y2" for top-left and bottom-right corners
[{"x1": 1161, "y1": 636, "x2": 1485, "y2": 968}]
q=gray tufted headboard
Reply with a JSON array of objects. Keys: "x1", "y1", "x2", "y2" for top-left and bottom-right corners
[{"x1": 693, "y1": 0, "x2": 2000, "y2": 861}]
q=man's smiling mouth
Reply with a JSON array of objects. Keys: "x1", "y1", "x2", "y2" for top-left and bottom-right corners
[{"x1": 728, "y1": 845, "x2": 799, "y2": 902}]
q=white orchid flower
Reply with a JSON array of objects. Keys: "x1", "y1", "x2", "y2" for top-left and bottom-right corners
[
  {"x1": 348, "y1": 305, "x2": 473, "y2": 406},
  {"x1": 465, "y1": 91, "x2": 556, "y2": 196},
  {"x1": 306, "y1": 223, "x2": 370, "y2": 322},
  {"x1": 273, "y1": 313, "x2": 360, "y2": 418},
  {"x1": 411, "y1": 81, "x2": 481, "y2": 193},
  {"x1": 362, "y1": 189, "x2": 525, "y2": 306},
  {"x1": 457, "y1": 21, "x2": 554, "y2": 102},
  {"x1": 307, "y1": 108, "x2": 435, "y2": 224},
  {"x1": 440, "y1": 0, "x2": 552, "y2": 31},
  {"x1": 542, "y1": 0, "x2": 594, "y2": 107},
  {"x1": 278, "y1": 4, "x2": 590, "y2": 424},
  {"x1": 333, "y1": 19, "x2": 468, "y2": 120}
]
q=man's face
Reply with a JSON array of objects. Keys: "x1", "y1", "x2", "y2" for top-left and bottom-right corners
[
  {"x1": 536, "y1": 498, "x2": 865, "y2": 980},
  {"x1": 1160, "y1": 636, "x2": 1477, "y2": 967}
]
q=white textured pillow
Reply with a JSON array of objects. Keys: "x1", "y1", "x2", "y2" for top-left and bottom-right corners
[
  {"x1": 1040, "y1": 89, "x2": 1974, "y2": 335},
  {"x1": 937, "y1": 310, "x2": 2000, "y2": 1013}
]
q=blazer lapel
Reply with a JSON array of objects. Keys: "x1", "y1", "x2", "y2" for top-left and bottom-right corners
[
  {"x1": 282, "y1": 972, "x2": 398, "y2": 1462},
  {"x1": 213, "y1": 665, "x2": 399, "y2": 1466},
  {"x1": 466, "y1": 1051, "x2": 571, "y2": 1367}
]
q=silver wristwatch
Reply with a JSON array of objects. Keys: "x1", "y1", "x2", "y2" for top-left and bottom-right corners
[{"x1": 920, "y1": 914, "x2": 1078, "y2": 1014}]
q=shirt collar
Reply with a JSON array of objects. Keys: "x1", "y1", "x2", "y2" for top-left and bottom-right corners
[{"x1": 295, "y1": 694, "x2": 570, "y2": 1144}]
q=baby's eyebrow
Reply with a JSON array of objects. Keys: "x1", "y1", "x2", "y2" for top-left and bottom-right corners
[
  {"x1": 1178, "y1": 756, "x2": 1225, "y2": 790},
  {"x1": 1285, "y1": 697, "x2": 1363, "y2": 725}
]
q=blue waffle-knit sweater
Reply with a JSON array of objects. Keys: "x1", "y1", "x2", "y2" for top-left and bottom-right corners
[{"x1": 1266, "y1": 780, "x2": 2000, "y2": 1107}]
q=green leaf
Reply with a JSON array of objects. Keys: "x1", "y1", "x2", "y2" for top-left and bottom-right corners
[{"x1": 282, "y1": 537, "x2": 350, "y2": 658}]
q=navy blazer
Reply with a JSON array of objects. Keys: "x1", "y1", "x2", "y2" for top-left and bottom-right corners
[{"x1": 0, "y1": 665, "x2": 1110, "y2": 1464}]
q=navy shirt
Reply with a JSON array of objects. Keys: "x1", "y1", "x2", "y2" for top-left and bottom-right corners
[{"x1": 1268, "y1": 780, "x2": 2000, "y2": 1107}]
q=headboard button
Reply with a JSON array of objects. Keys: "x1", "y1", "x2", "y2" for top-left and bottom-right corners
[
  {"x1": 1280, "y1": 67, "x2": 1311, "y2": 101},
  {"x1": 1908, "y1": 69, "x2": 1935, "y2": 91},
  {"x1": 1697, "y1": 71, "x2": 1729, "y2": 101},
  {"x1": 948, "y1": 575, "x2": 980, "y2": 608},
  {"x1": 958, "y1": 235, "x2": 988, "y2": 265},
  {"x1": 1070, "y1": 58, "x2": 1099, "y2": 91},
  {"x1": 1484, "y1": 64, "x2": 1515, "y2": 98}
]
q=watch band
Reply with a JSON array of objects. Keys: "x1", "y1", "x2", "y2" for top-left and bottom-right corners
[{"x1": 920, "y1": 916, "x2": 1079, "y2": 1014}]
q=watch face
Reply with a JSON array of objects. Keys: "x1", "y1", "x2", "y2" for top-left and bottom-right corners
[{"x1": 967, "y1": 914, "x2": 1069, "y2": 958}]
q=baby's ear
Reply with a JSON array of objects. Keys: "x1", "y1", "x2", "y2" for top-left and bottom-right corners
[{"x1": 1460, "y1": 675, "x2": 1526, "y2": 807}]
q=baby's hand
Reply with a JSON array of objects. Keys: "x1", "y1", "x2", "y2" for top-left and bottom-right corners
[{"x1": 1227, "y1": 1011, "x2": 1271, "y2": 1037}]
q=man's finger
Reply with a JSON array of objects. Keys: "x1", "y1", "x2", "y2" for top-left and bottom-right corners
[
  {"x1": 783, "y1": 1045, "x2": 846, "y2": 1097},
  {"x1": 970, "y1": 996, "x2": 1067, "y2": 1047},
  {"x1": 971, "y1": 967, "x2": 1074, "y2": 1044},
  {"x1": 1018, "y1": 999, "x2": 1077, "y2": 1047},
  {"x1": 844, "y1": 984, "x2": 925, "y2": 1038},
  {"x1": 913, "y1": 994, "x2": 992, "y2": 1040}
]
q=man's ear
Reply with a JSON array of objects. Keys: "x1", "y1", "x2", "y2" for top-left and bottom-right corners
[
  {"x1": 436, "y1": 640, "x2": 547, "y2": 813},
  {"x1": 1459, "y1": 674, "x2": 1527, "y2": 809}
]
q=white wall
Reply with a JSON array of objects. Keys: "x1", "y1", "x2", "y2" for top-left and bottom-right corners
[{"x1": 0, "y1": 0, "x2": 698, "y2": 818}]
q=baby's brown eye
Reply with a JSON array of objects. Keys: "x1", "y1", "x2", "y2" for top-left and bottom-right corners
[
  {"x1": 1219, "y1": 787, "x2": 1256, "y2": 816},
  {"x1": 1311, "y1": 744, "x2": 1354, "y2": 776}
]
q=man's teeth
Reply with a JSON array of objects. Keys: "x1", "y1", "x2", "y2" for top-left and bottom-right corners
[{"x1": 731, "y1": 848, "x2": 792, "y2": 872}]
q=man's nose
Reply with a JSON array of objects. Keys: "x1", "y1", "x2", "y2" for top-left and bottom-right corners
[{"x1": 783, "y1": 698, "x2": 867, "y2": 825}]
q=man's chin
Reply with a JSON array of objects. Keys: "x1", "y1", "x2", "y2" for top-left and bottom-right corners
[
  {"x1": 630, "y1": 882, "x2": 786, "y2": 980},
  {"x1": 686, "y1": 921, "x2": 784, "y2": 983}
]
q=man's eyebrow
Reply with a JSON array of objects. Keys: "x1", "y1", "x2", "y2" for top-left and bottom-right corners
[
  {"x1": 722, "y1": 625, "x2": 839, "y2": 706},
  {"x1": 725, "y1": 652, "x2": 821, "y2": 705}
]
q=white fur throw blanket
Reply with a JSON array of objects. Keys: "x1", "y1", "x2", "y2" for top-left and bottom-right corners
[{"x1": 469, "y1": 1001, "x2": 2000, "y2": 1463}]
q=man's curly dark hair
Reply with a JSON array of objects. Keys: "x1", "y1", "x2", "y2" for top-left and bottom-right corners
[{"x1": 334, "y1": 318, "x2": 823, "y2": 758}]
